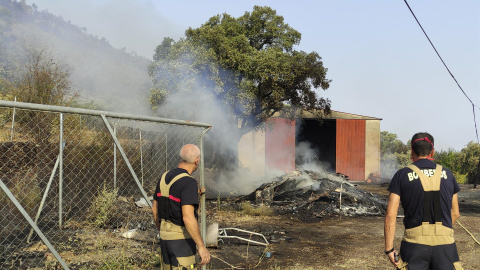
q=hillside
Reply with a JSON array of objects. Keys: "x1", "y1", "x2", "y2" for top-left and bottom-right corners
[{"x1": 0, "y1": 0, "x2": 153, "y2": 115}]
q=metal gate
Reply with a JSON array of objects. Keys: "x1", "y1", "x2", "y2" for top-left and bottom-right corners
[{"x1": 0, "y1": 99, "x2": 211, "y2": 269}]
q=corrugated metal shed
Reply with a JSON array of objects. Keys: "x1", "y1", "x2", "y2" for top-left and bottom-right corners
[
  {"x1": 265, "y1": 118, "x2": 296, "y2": 173},
  {"x1": 238, "y1": 110, "x2": 381, "y2": 182},
  {"x1": 336, "y1": 119, "x2": 366, "y2": 181}
]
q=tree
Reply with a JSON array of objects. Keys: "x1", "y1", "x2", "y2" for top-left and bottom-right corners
[
  {"x1": 9, "y1": 50, "x2": 77, "y2": 144},
  {"x1": 435, "y1": 149, "x2": 460, "y2": 172},
  {"x1": 380, "y1": 131, "x2": 410, "y2": 179},
  {"x1": 380, "y1": 131, "x2": 409, "y2": 156},
  {"x1": 457, "y1": 141, "x2": 480, "y2": 184},
  {"x1": 380, "y1": 131, "x2": 480, "y2": 185},
  {"x1": 148, "y1": 6, "x2": 331, "y2": 136},
  {"x1": 14, "y1": 50, "x2": 74, "y2": 105}
]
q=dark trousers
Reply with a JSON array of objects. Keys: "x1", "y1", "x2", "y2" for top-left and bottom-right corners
[
  {"x1": 160, "y1": 238, "x2": 196, "y2": 269},
  {"x1": 400, "y1": 240, "x2": 460, "y2": 270}
]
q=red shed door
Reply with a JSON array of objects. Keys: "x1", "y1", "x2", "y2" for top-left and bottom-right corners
[
  {"x1": 265, "y1": 118, "x2": 295, "y2": 172},
  {"x1": 336, "y1": 119, "x2": 365, "y2": 181}
]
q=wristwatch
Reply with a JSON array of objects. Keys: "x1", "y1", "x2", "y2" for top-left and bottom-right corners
[{"x1": 385, "y1": 247, "x2": 394, "y2": 255}]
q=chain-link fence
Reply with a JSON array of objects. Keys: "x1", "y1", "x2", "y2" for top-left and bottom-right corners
[{"x1": 0, "y1": 100, "x2": 210, "y2": 269}]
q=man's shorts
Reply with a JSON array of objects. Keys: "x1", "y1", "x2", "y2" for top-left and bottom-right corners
[
  {"x1": 160, "y1": 238, "x2": 196, "y2": 269},
  {"x1": 400, "y1": 240, "x2": 460, "y2": 270}
]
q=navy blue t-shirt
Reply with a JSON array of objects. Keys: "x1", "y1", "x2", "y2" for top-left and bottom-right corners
[
  {"x1": 388, "y1": 159, "x2": 460, "y2": 229},
  {"x1": 153, "y1": 168, "x2": 199, "y2": 226}
]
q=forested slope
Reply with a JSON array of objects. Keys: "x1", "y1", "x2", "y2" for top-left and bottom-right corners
[{"x1": 0, "y1": 0, "x2": 153, "y2": 114}]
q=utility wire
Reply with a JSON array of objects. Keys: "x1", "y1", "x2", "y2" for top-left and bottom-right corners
[{"x1": 403, "y1": 0, "x2": 479, "y2": 143}]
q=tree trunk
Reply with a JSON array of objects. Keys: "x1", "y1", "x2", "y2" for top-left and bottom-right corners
[{"x1": 474, "y1": 159, "x2": 480, "y2": 189}]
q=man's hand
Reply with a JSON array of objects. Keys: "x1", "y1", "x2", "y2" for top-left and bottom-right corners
[
  {"x1": 198, "y1": 187, "x2": 206, "y2": 195},
  {"x1": 387, "y1": 250, "x2": 399, "y2": 268},
  {"x1": 197, "y1": 246, "x2": 210, "y2": 265},
  {"x1": 182, "y1": 205, "x2": 210, "y2": 266},
  {"x1": 384, "y1": 193, "x2": 400, "y2": 268},
  {"x1": 151, "y1": 200, "x2": 160, "y2": 230},
  {"x1": 451, "y1": 193, "x2": 460, "y2": 225}
]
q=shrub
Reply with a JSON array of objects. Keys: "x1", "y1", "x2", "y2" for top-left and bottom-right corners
[
  {"x1": 89, "y1": 185, "x2": 118, "y2": 228},
  {"x1": 10, "y1": 169, "x2": 42, "y2": 217},
  {"x1": 454, "y1": 172, "x2": 468, "y2": 184}
]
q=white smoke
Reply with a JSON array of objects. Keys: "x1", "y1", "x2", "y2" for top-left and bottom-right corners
[
  {"x1": 26, "y1": 0, "x2": 182, "y2": 59},
  {"x1": 380, "y1": 152, "x2": 401, "y2": 181},
  {"x1": 295, "y1": 140, "x2": 345, "y2": 183},
  {"x1": 3, "y1": 2, "x2": 154, "y2": 116},
  {"x1": 150, "y1": 62, "x2": 269, "y2": 194}
]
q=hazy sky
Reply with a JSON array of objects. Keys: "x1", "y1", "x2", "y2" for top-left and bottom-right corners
[{"x1": 26, "y1": 0, "x2": 480, "y2": 151}]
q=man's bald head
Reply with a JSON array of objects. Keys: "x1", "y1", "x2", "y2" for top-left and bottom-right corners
[{"x1": 179, "y1": 144, "x2": 201, "y2": 164}]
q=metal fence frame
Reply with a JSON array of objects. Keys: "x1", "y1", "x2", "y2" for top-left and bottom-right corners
[{"x1": 0, "y1": 99, "x2": 211, "y2": 269}]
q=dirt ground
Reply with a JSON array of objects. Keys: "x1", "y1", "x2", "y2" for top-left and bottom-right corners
[
  {"x1": 21, "y1": 183, "x2": 480, "y2": 269},
  {"x1": 205, "y1": 183, "x2": 480, "y2": 269}
]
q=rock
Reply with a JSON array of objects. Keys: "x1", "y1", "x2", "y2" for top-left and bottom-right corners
[
  {"x1": 122, "y1": 229, "x2": 138, "y2": 239},
  {"x1": 134, "y1": 197, "x2": 152, "y2": 208}
]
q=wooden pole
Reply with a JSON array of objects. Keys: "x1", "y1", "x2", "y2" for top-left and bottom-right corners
[{"x1": 474, "y1": 159, "x2": 480, "y2": 189}]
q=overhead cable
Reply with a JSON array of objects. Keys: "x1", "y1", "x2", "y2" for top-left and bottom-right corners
[{"x1": 403, "y1": 0, "x2": 479, "y2": 143}]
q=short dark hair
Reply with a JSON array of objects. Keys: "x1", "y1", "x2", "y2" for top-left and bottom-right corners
[{"x1": 411, "y1": 132, "x2": 434, "y2": 157}]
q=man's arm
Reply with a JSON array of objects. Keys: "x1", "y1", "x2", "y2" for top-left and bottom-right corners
[
  {"x1": 151, "y1": 200, "x2": 160, "y2": 230},
  {"x1": 384, "y1": 192, "x2": 400, "y2": 267},
  {"x1": 182, "y1": 205, "x2": 210, "y2": 265},
  {"x1": 451, "y1": 193, "x2": 460, "y2": 225}
]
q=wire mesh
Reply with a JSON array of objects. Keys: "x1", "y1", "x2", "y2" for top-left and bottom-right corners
[{"x1": 0, "y1": 104, "x2": 208, "y2": 269}]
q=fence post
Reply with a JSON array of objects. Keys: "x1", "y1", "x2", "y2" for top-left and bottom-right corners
[
  {"x1": 474, "y1": 159, "x2": 480, "y2": 189},
  {"x1": 27, "y1": 153, "x2": 62, "y2": 243},
  {"x1": 0, "y1": 179, "x2": 70, "y2": 270},
  {"x1": 339, "y1": 182, "x2": 343, "y2": 210},
  {"x1": 101, "y1": 115, "x2": 151, "y2": 207},
  {"x1": 10, "y1": 96, "x2": 16, "y2": 141},
  {"x1": 165, "y1": 133, "x2": 168, "y2": 171},
  {"x1": 200, "y1": 127, "x2": 210, "y2": 270},
  {"x1": 114, "y1": 124, "x2": 117, "y2": 189},
  {"x1": 59, "y1": 113, "x2": 64, "y2": 229},
  {"x1": 139, "y1": 130, "x2": 144, "y2": 187}
]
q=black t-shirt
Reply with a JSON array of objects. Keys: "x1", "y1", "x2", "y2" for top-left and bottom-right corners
[
  {"x1": 153, "y1": 168, "x2": 199, "y2": 226},
  {"x1": 388, "y1": 159, "x2": 460, "y2": 229}
]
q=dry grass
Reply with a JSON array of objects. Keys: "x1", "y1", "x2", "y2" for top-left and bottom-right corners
[
  {"x1": 270, "y1": 265, "x2": 316, "y2": 270},
  {"x1": 239, "y1": 201, "x2": 274, "y2": 216}
]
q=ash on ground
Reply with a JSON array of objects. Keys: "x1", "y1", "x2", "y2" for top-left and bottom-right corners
[{"x1": 237, "y1": 169, "x2": 387, "y2": 221}]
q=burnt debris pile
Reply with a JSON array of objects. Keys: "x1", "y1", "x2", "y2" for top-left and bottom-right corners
[{"x1": 239, "y1": 169, "x2": 387, "y2": 220}]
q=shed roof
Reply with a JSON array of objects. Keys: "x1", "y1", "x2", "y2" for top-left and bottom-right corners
[{"x1": 272, "y1": 110, "x2": 382, "y2": 120}]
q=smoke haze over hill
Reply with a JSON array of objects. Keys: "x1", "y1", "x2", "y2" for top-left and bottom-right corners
[{"x1": 0, "y1": 0, "x2": 153, "y2": 115}]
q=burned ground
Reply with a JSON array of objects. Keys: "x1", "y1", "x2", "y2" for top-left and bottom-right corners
[
  {"x1": 204, "y1": 183, "x2": 480, "y2": 269},
  {"x1": 6, "y1": 179, "x2": 480, "y2": 269},
  {"x1": 237, "y1": 169, "x2": 388, "y2": 221}
]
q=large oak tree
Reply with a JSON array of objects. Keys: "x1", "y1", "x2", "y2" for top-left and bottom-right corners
[{"x1": 148, "y1": 6, "x2": 332, "y2": 136}]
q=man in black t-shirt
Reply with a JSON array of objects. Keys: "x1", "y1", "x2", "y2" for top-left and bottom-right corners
[
  {"x1": 384, "y1": 132, "x2": 462, "y2": 270},
  {"x1": 152, "y1": 144, "x2": 210, "y2": 269}
]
